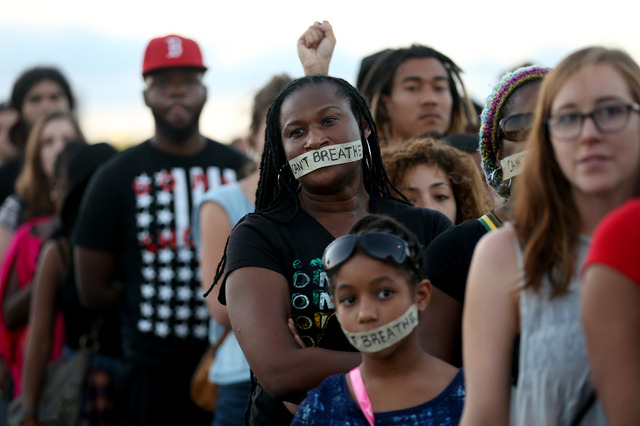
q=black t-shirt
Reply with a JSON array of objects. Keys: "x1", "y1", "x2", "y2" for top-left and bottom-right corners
[
  {"x1": 424, "y1": 218, "x2": 489, "y2": 305},
  {"x1": 74, "y1": 139, "x2": 249, "y2": 366},
  {"x1": 221, "y1": 194, "x2": 452, "y2": 424},
  {"x1": 0, "y1": 157, "x2": 21, "y2": 206}
]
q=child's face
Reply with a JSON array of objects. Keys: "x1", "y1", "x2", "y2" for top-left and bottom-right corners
[{"x1": 331, "y1": 252, "x2": 428, "y2": 350}]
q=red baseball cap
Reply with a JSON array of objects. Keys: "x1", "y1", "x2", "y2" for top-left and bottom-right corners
[{"x1": 142, "y1": 34, "x2": 208, "y2": 76}]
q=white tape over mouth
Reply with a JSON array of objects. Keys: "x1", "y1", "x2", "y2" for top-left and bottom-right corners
[
  {"x1": 500, "y1": 150, "x2": 528, "y2": 180},
  {"x1": 340, "y1": 304, "x2": 419, "y2": 353},
  {"x1": 288, "y1": 140, "x2": 363, "y2": 179}
]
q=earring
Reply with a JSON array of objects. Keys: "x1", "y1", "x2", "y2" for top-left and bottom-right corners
[
  {"x1": 277, "y1": 164, "x2": 301, "y2": 193},
  {"x1": 488, "y1": 168, "x2": 512, "y2": 192},
  {"x1": 277, "y1": 164, "x2": 287, "y2": 190},
  {"x1": 364, "y1": 138, "x2": 372, "y2": 170}
]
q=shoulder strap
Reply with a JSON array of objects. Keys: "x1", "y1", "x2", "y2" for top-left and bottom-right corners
[
  {"x1": 348, "y1": 367, "x2": 374, "y2": 426},
  {"x1": 213, "y1": 327, "x2": 232, "y2": 351},
  {"x1": 570, "y1": 391, "x2": 597, "y2": 426},
  {"x1": 477, "y1": 209, "x2": 503, "y2": 232}
]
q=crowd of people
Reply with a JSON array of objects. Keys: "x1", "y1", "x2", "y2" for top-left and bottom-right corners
[{"x1": 0, "y1": 19, "x2": 637, "y2": 426}]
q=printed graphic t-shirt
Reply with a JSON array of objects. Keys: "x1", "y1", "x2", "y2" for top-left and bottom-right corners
[
  {"x1": 291, "y1": 369, "x2": 465, "y2": 426},
  {"x1": 74, "y1": 139, "x2": 249, "y2": 365},
  {"x1": 220, "y1": 195, "x2": 452, "y2": 425},
  {"x1": 222, "y1": 195, "x2": 452, "y2": 350}
]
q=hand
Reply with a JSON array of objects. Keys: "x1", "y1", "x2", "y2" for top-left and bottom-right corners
[
  {"x1": 288, "y1": 318, "x2": 305, "y2": 348},
  {"x1": 297, "y1": 20, "x2": 336, "y2": 76}
]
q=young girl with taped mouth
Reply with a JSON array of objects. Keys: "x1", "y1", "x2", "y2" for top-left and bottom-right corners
[{"x1": 291, "y1": 214, "x2": 465, "y2": 426}]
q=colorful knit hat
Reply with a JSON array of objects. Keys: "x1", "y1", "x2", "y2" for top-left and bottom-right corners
[{"x1": 479, "y1": 65, "x2": 551, "y2": 199}]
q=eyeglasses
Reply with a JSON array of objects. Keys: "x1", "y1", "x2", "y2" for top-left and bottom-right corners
[
  {"x1": 322, "y1": 232, "x2": 418, "y2": 273},
  {"x1": 499, "y1": 113, "x2": 533, "y2": 141},
  {"x1": 547, "y1": 101, "x2": 640, "y2": 141}
]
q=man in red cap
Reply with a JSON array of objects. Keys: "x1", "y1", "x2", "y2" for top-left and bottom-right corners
[{"x1": 73, "y1": 34, "x2": 250, "y2": 425}]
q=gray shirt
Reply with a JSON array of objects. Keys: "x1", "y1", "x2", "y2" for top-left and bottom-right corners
[{"x1": 512, "y1": 231, "x2": 607, "y2": 426}]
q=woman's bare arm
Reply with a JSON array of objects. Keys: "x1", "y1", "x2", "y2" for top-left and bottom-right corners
[
  {"x1": 3, "y1": 261, "x2": 32, "y2": 330},
  {"x1": 198, "y1": 201, "x2": 233, "y2": 326},
  {"x1": 297, "y1": 20, "x2": 336, "y2": 76},
  {"x1": 226, "y1": 266, "x2": 360, "y2": 402},
  {"x1": 21, "y1": 241, "x2": 64, "y2": 410},
  {"x1": 460, "y1": 227, "x2": 521, "y2": 426},
  {"x1": 419, "y1": 286, "x2": 461, "y2": 363},
  {"x1": 582, "y1": 265, "x2": 640, "y2": 426}
]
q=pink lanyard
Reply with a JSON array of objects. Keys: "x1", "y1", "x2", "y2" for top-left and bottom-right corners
[{"x1": 349, "y1": 367, "x2": 375, "y2": 426}]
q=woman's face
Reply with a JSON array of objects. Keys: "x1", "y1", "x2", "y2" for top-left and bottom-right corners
[
  {"x1": 383, "y1": 58, "x2": 453, "y2": 141},
  {"x1": 399, "y1": 163, "x2": 457, "y2": 223},
  {"x1": 549, "y1": 63, "x2": 640, "y2": 199},
  {"x1": 279, "y1": 83, "x2": 370, "y2": 190},
  {"x1": 21, "y1": 79, "x2": 70, "y2": 126},
  {"x1": 39, "y1": 118, "x2": 78, "y2": 179}
]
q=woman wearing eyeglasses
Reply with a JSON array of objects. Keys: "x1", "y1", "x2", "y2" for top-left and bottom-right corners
[
  {"x1": 210, "y1": 75, "x2": 453, "y2": 425},
  {"x1": 461, "y1": 46, "x2": 640, "y2": 426},
  {"x1": 292, "y1": 214, "x2": 464, "y2": 425},
  {"x1": 422, "y1": 65, "x2": 550, "y2": 366}
]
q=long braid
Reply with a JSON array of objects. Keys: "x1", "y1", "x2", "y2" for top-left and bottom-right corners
[{"x1": 209, "y1": 75, "x2": 408, "y2": 297}]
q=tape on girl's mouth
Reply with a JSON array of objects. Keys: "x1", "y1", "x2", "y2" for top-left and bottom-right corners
[{"x1": 339, "y1": 304, "x2": 419, "y2": 353}]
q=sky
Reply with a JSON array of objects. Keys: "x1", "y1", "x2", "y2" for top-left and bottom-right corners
[{"x1": 2, "y1": 0, "x2": 639, "y2": 148}]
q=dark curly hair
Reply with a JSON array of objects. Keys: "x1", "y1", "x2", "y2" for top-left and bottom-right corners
[{"x1": 382, "y1": 136, "x2": 493, "y2": 224}]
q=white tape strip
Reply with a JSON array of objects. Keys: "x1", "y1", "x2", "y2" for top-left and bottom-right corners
[
  {"x1": 500, "y1": 150, "x2": 528, "y2": 180},
  {"x1": 340, "y1": 304, "x2": 419, "y2": 353},
  {"x1": 288, "y1": 140, "x2": 363, "y2": 179}
]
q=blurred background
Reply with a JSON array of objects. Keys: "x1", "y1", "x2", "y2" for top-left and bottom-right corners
[{"x1": 2, "y1": 0, "x2": 637, "y2": 148}]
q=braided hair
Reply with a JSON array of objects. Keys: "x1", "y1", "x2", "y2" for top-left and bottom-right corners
[
  {"x1": 208, "y1": 75, "x2": 408, "y2": 297},
  {"x1": 479, "y1": 65, "x2": 551, "y2": 200},
  {"x1": 359, "y1": 44, "x2": 478, "y2": 145},
  {"x1": 256, "y1": 74, "x2": 406, "y2": 211}
]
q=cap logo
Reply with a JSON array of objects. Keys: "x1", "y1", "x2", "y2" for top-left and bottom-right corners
[{"x1": 165, "y1": 36, "x2": 183, "y2": 59}]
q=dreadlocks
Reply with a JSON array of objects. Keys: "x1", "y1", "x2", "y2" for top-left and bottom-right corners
[
  {"x1": 208, "y1": 75, "x2": 408, "y2": 297},
  {"x1": 359, "y1": 44, "x2": 478, "y2": 145}
]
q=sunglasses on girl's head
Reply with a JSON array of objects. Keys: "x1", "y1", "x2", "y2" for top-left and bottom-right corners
[
  {"x1": 322, "y1": 232, "x2": 418, "y2": 273},
  {"x1": 498, "y1": 113, "x2": 534, "y2": 141}
]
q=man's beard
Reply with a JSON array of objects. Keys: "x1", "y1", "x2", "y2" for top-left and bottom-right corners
[{"x1": 151, "y1": 103, "x2": 204, "y2": 144}]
